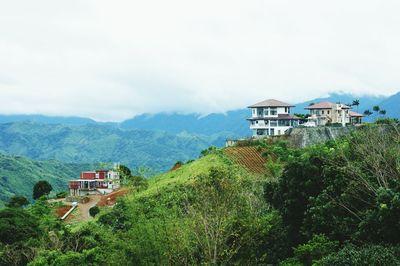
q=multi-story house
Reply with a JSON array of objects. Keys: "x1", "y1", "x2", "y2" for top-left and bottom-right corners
[
  {"x1": 247, "y1": 99, "x2": 300, "y2": 137},
  {"x1": 68, "y1": 169, "x2": 120, "y2": 196},
  {"x1": 305, "y1": 101, "x2": 363, "y2": 126}
]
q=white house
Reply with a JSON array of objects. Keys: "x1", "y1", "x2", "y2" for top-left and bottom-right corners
[
  {"x1": 247, "y1": 99, "x2": 300, "y2": 137},
  {"x1": 68, "y1": 169, "x2": 120, "y2": 197}
]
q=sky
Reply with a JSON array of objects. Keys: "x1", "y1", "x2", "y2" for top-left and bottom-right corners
[{"x1": 0, "y1": 0, "x2": 399, "y2": 121}]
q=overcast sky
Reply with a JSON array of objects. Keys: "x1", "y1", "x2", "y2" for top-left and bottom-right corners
[{"x1": 0, "y1": 0, "x2": 399, "y2": 121}]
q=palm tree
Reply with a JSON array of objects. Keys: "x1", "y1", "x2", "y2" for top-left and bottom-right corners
[
  {"x1": 364, "y1": 109, "x2": 373, "y2": 116},
  {"x1": 372, "y1": 105, "x2": 380, "y2": 113},
  {"x1": 352, "y1": 99, "x2": 360, "y2": 112},
  {"x1": 379, "y1": 109, "x2": 386, "y2": 116}
]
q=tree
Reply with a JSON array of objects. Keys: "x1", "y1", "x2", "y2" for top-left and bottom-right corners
[
  {"x1": 117, "y1": 164, "x2": 131, "y2": 179},
  {"x1": 352, "y1": 99, "x2": 360, "y2": 112},
  {"x1": 318, "y1": 244, "x2": 400, "y2": 266},
  {"x1": 33, "y1": 180, "x2": 53, "y2": 200},
  {"x1": 372, "y1": 105, "x2": 380, "y2": 112},
  {"x1": 186, "y1": 167, "x2": 261, "y2": 264},
  {"x1": 6, "y1": 196, "x2": 29, "y2": 208},
  {"x1": 379, "y1": 109, "x2": 387, "y2": 116},
  {"x1": 0, "y1": 208, "x2": 40, "y2": 245},
  {"x1": 363, "y1": 109, "x2": 373, "y2": 116},
  {"x1": 89, "y1": 206, "x2": 100, "y2": 217},
  {"x1": 281, "y1": 234, "x2": 338, "y2": 266}
]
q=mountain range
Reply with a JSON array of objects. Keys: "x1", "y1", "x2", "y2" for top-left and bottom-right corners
[
  {"x1": 0, "y1": 91, "x2": 398, "y2": 204},
  {"x1": 0, "y1": 122, "x2": 222, "y2": 172}
]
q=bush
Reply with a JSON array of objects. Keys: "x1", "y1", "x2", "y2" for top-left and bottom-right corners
[
  {"x1": 0, "y1": 208, "x2": 40, "y2": 244},
  {"x1": 89, "y1": 206, "x2": 100, "y2": 217},
  {"x1": 6, "y1": 196, "x2": 29, "y2": 208},
  {"x1": 317, "y1": 244, "x2": 400, "y2": 266},
  {"x1": 293, "y1": 234, "x2": 338, "y2": 266}
]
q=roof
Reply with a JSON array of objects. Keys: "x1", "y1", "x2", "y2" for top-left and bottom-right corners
[
  {"x1": 248, "y1": 99, "x2": 295, "y2": 108},
  {"x1": 305, "y1": 102, "x2": 333, "y2": 109},
  {"x1": 277, "y1": 114, "x2": 301, "y2": 120},
  {"x1": 349, "y1": 111, "x2": 364, "y2": 117},
  {"x1": 305, "y1": 102, "x2": 351, "y2": 109},
  {"x1": 247, "y1": 114, "x2": 300, "y2": 120}
]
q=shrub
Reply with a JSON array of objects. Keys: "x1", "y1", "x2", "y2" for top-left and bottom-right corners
[
  {"x1": 89, "y1": 206, "x2": 100, "y2": 217},
  {"x1": 317, "y1": 244, "x2": 400, "y2": 266},
  {"x1": 6, "y1": 196, "x2": 29, "y2": 208}
]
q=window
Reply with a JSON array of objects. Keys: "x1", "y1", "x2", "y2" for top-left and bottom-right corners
[
  {"x1": 285, "y1": 107, "x2": 288, "y2": 113},
  {"x1": 264, "y1": 108, "x2": 269, "y2": 116},
  {"x1": 328, "y1": 110, "x2": 330, "y2": 114},
  {"x1": 270, "y1": 120, "x2": 277, "y2": 127},
  {"x1": 278, "y1": 120, "x2": 290, "y2": 126},
  {"x1": 270, "y1": 108, "x2": 277, "y2": 115},
  {"x1": 316, "y1": 110, "x2": 320, "y2": 115},
  {"x1": 270, "y1": 128, "x2": 275, "y2": 135},
  {"x1": 257, "y1": 129, "x2": 265, "y2": 135},
  {"x1": 322, "y1": 110, "x2": 324, "y2": 114},
  {"x1": 257, "y1": 108, "x2": 263, "y2": 117}
]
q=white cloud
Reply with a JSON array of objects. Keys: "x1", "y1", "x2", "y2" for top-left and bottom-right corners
[{"x1": 0, "y1": 0, "x2": 399, "y2": 121}]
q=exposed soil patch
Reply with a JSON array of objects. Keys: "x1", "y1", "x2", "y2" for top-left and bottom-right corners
[
  {"x1": 97, "y1": 188, "x2": 130, "y2": 207},
  {"x1": 170, "y1": 162, "x2": 183, "y2": 171},
  {"x1": 55, "y1": 206, "x2": 71, "y2": 218}
]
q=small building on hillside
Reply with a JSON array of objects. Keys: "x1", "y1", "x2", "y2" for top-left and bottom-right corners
[
  {"x1": 349, "y1": 111, "x2": 364, "y2": 124},
  {"x1": 305, "y1": 102, "x2": 363, "y2": 126},
  {"x1": 247, "y1": 99, "x2": 300, "y2": 137},
  {"x1": 68, "y1": 169, "x2": 120, "y2": 196}
]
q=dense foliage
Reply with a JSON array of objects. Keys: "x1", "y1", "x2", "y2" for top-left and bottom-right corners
[{"x1": 2, "y1": 123, "x2": 400, "y2": 265}]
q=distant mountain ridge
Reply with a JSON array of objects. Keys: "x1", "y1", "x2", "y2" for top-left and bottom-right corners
[
  {"x1": 0, "y1": 114, "x2": 97, "y2": 125},
  {"x1": 375, "y1": 91, "x2": 400, "y2": 119},
  {"x1": 0, "y1": 92, "x2": 397, "y2": 138},
  {"x1": 0, "y1": 122, "x2": 223, "y2": 172},
  {"x1": 119, "y1": 92, "x2": 390, "y2": 136}
]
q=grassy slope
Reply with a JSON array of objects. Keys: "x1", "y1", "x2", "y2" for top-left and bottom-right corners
[
  {"x1": 0, "y1": 153, "x2": 99, "y2": 206},
  {"x1": 127, "y1": 151, "x2": 260, "y2": 202}
]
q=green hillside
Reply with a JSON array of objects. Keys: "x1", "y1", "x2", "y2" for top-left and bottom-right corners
[
  {"x1": 3, "y1": 123, "x2": 400, "y2": 265},
  {"x1": 0, "y1": 153, "x2": 99, "y2": 206},
  {"x1": 0, "y1": 122, "x2": 224, "y2": 173}
]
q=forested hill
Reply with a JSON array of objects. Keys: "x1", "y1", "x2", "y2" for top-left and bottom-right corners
[
  {"x1": 0, "y1": 122, "x2": 223, "y2": 172},
  {"x1": 4, "y1": 122, "x2": 400, "y2": 265},
  {"x1": 0, "y1": 154, "x2": 99, "y2": 206}
]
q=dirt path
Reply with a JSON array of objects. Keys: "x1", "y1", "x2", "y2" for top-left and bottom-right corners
[
  {"x1": 63, "y1": 189, "x2": 130, "y2": 223},
  {"x1": 64, "y1": 195, "x2": 102, "y2": 223},
  {"x1": 79, "y1": 195, "x2": 102, "y2": 221}
]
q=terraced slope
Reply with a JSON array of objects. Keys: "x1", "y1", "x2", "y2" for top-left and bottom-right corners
[{"x1": 224, "y1": 146, "x2": 267, "y2": 175}]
